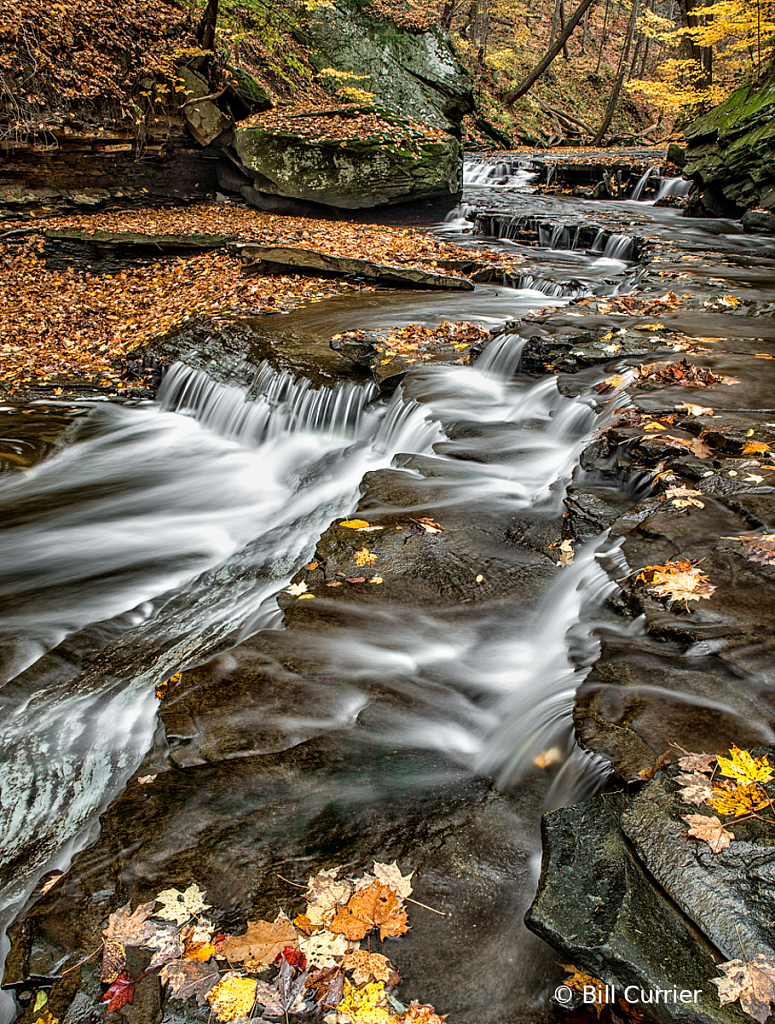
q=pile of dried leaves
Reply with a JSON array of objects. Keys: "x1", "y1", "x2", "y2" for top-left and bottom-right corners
[
  {"x1": 239, "y1": 105, "x2": 448, "y2": 147},
  {"x1": 0, "y1": 0, "x2": 197, "y2": 118},
  {"x1": 333, "y1": 320, "x2": 488, "y2": 367},
  {"x1": 0, "y1": 205, "x2": 522, "y2": 392},
  {"x1": 36, "y1": 862, "x2": 445, "y2": 1024},
  {"x1": 0, "y1": 238, "x2": 355, "y2": 393},
  {"x1": 636, "y1": 559, "x2": 716, "y2": 607}
]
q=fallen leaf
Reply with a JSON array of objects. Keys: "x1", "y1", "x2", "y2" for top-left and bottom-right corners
[
  {"x1": 373, "y1": 861, "x2": 413, "y2": 900},
  {"x1": 743, "y1": 442, "x2": 771, "y2": 455},
  {"x1": 346, "y1": 576, "x2": 367, "y2": 584},
  {"x1": 559, "y1": 964, "x2": 608, "y2": 1016},
  {"x1": 342, "y1": 950, "x2": 393, "y2": 986},
  {"x1": 735, "y1": 534, "x2": 775, "y2": 564},
  {"x1": 137, "y1": 774, "x2": 157, "y2": 785},
  {"x1": 341, "y1": 519, "x2": 371, "y2": 529},
  {"x1": 286, "y1": 581, "x2": 309, "y2": 597},
  {"x1": 100, "y1": 970, "x2": 134, "y2": 1014},
  {"x1": 101, "y1": 939, "x2": 126, "y2": 984},
  {"x1": 637, "y1": 560, "x2": 716, "y2": 606},
  {"x1": 154, "y1": 884, "x2": 210, "y2": 925},
  {"x1": 326, "y1": 580, "x2": 343, "y2": 587},
  {"x1": 678, "y1": 402, "x2": 714, "y2": 416},
  {"x1": 103, "y1": 901, "x2": 156, "y2": 945},
  {"x1": 160, "y1": 958, "x2": 220, "y2": 1004},
  {"x1": 675, "y1": 771, "x2": 715, "y2": 805},
  {"x1": 399, "y1": 1003, "x2": 446, "y2": 1024},
  {"x1": 681, "y1": 813, "x2": 733, "y2": 853},
  {"x1": 677, "y1": 751, "x2": 716, "y2": 773},
  {"x1": 329, "y1": 881, "x2": 409, "y2": 941},
  {"x1": 712, "y1": 955, "x2": 775, "y2": 1023},
  {"x1": 354, "y1": 547, "x2": 378, "y2": 567},
  {"x1": 717, "y1": 745, "x2": 774, "y2": 784},
  {"x1": 206, "y1": 972, "x2": 258, "y2": 1022},
  {"x1": 220, "y1": 914, "x2": 298, "y2": 966},
  {"x1": 709, "y1": 779, "x2": 770, "y2": 816},
  {"x1": 557, "y1": 538, "x2": 574, "y2": 566},
  {"x1": 254, "y1": 959, "x2": 308, "y2": 1016},
  {"x1": 306, "y1": 965, "x2": 346, "y2": 1011},
  {"x1": 336, "y1": 979, "x2": 398, "y2": 1024},
  {"x1": 664, "y1": 485, "x2": 705, "y2": 509},
  {"x1": 297, "y1": 928, "x2": 351, "y2": 967}
]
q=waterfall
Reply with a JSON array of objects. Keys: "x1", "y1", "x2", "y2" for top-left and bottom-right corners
[
  {"x1": 630, "y1": 165, "x2": 657, "y2": 201},
  {"x1": 654, "y1": 176, "x2": 692, "y2": 201}
]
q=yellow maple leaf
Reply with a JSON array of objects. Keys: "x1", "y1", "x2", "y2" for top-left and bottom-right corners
[
  {"x1": 341, "y1": 519, "x2": 371, "y2": 529},
  {"x1": 354, "y1": 547, "x2": 378, "y2": 567},
  {"x1": 336, "y1": 980, "x2": 398, "y2": 1024},
  {"x1": 206, "y1": 973, "x2": 258, "y2": 1022},
  {"x1": 717, "y1": 745, "x2": 774, "y2": 784},
  {"x1": 709, "y1": 779, "x2": 770, "y2": 817},
  {"x1": 742, "y1": 441, "x2": 771, "y2": 455}
]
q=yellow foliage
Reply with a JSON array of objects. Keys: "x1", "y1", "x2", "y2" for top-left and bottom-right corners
[
  {"x1": 206, "y1": 973, "x2": 258, "y2": 1022},
  {"x1": 717, "y1": 745, "x2": 774, "y2": 784},
  {"x1": 709, "y1": 780, "x2": 770, "y2": 816},
  {"x1": 336, "y1": 980, "x2": 398, "y2": 1024}
]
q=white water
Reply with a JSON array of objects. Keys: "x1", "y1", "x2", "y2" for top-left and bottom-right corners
[
  {"x1": 464, "y1": 158, "x2": 539, "y2": 190},
  {"x1": 0, "y1": 361, "x2": 444, "y2": 1019}
]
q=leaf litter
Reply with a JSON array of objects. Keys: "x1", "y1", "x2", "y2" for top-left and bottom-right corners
[{"x1": 74, "y1": 863, "x2": 440, "y2": 1023}]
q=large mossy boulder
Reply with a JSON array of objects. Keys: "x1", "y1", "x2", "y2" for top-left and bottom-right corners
[
  {"x1": 683, "y1": 69, "x2": 775, "y2": 214},
  {"x1": 233, "y1": 104, "x2": 462, "y2": 209},
  {"x1": 300, "y1": 0, "x2": 472, "y2": 133}
]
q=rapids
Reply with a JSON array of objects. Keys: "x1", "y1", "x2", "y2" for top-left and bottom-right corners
[{"x1": 2, "y1": 150, "x2": 775, "y2": 1023}]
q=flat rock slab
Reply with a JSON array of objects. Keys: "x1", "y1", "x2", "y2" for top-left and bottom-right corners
[
  {"x1": 232, "y1": 242, "x2": 474, "y2": 290},
  {"x1": 43, "y1": 228, "x2": 237, "y2": 270}
]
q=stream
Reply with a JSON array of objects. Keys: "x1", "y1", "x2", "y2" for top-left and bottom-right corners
[{"x1": 2, "y1": 153, "x2": 775, "y2": 1023}]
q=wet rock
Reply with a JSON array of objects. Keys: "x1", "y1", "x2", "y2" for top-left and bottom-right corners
[
  {"x1": 526, "y1": 783, "x2": 752, "y2": 1024},
  {"x1": 232, "y1": 243, "x2": 474, "y2": 290},
  {"x1": 667, "y1": 143, "x2": 687, "y2": 168},
  {"x1": 516, "y1": 326, "x2": 676, "y2": 376},
  {"x1": 742, "y1": 209, "x2": 775, "y2": 234},
  {"x1": 233, "y1": 106, "x2": 462, "y2": 210},
  {"x1": 43, "y1": 228, "x2": 237, "y2": 272}
]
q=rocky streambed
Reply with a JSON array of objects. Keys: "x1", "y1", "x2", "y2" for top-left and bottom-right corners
[{"x1": 2, "y1": 155, "x2": 775, "y2": 1024}]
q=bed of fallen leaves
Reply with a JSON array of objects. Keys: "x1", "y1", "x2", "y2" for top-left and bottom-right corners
[
  {"x1": 34, "y1": 862, "x2": 445, "y2": 1024},
  {"x1": 333, "y1": 320, "x2": 488, "y2": 367},
  {"x1": 0, "y1": 237, "x2": 356, "y2": 393},
  {"x1": 0, "y1": 206, "x2": 518, "y2": 392},
  {"x1": 0, "y1": 0, "x2": 196, "y2": 120},
  {"x1": 239, "y1": 105, "x2": 448, "y2": 147}
]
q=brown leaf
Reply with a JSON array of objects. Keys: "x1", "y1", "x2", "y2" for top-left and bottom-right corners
[
  {"x1": 712, "y1": 955, "x2": 775, "y2": 1023},
  {"x1": 220, "y1": 915, "x2": 298, "y2": 966},
  {"x1": 160, "y1": 958, "x2": 220, "y2": 1004},
  {"x1": 103, "y1": 901, "x2": 156, "y2": 945},
  {"x1": 677, "y1": 751, "x2": 716, "y2": 774},
  {"x1": 674, "y1": 771, "x2": 715, "y2": 805},
  {"x1": 637, "y1": 750, "x2": 671, "y2": 781},
  {"x1": 101, "y1": 939, "x2": 126, "y2": 984},
  {"x1": 329, "y1": 880, "x2": 409, "y2": 941},
  {"x1": 342, "y1": 949, "x2": 394, "y2": 986},
  {"x1": 681, "y1": 813, "x2": 734, "y2": 853}
]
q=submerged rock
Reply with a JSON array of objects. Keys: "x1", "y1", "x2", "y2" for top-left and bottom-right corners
[{"x1": 233, "y1": 105, "x2": 462, "y2": 210}]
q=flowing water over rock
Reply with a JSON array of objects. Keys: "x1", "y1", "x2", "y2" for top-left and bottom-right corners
[{"x1": 3, "y1": 151, "x2": 775, "y2": 1024}]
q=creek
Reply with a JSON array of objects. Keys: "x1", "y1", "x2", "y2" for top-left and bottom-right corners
[{"x1": 2, "y1": 153, "x2": 775, "y2": 1024}]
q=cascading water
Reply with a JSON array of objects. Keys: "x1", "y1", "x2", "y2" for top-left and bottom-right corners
[{"x1": 0, "y1": 362, "x2": 444, "y2": 1022}]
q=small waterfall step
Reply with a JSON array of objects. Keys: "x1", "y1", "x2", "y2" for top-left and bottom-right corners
[{"x1": 474, "y1": 212, "x2": 641, "y2": 262}]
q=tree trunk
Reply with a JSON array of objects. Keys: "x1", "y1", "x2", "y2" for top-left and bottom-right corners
[
  {"x1": 595, "y1": 0, "x2": 611, "y2": 73},
  {"x1": 560, "y1": 1, "x2": 571, "y2": 57},
  {"x1": 580, "y1": 4, "x2": 591, "y2": 53},
  {"x1": 197, "y1": 0, "x2": 219, "y2": 52},
  {"x1": 503, "y1": 0, "x2": 598, "y2": 103},
  {"x1": 592, "y1": 0, "x2": 640, "y2": 144}
]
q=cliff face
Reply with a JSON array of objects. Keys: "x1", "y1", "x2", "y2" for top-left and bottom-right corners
[
  {"x1": 300, "y1": 0, "x2": 473, "y2": 135},
  {"x1": 683, "y1": 68, "x2": 775, "y2": 216}
]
